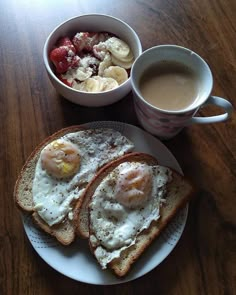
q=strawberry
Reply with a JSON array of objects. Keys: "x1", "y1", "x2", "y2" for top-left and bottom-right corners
[
  {"x1": 56, "y1": 37, "x2": 76, "y2": 53},
  {"x1": 72, "y1": 32, "x2": 90, "y2": 53},
  {"x1": 83, "y1": 33, "x2": 99, "y2": 51},
  {"x1": 72, "y1": 32, "x2": 104, "y2": 53},
  {"x1": 57, "y1": 74, "x2": 73, "y2": 87},
  {"x1": 49, "y1": 46, "x2": 79, "y2": 73}
]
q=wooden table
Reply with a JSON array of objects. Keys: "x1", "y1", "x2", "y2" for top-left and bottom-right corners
[{"x1": 1, "y1": 0, "x2": 235, "y2": 294}]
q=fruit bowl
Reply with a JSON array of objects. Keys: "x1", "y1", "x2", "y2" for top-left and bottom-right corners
[{"x1": 43, "y1": 14, "x2": 142, "y2": 107}]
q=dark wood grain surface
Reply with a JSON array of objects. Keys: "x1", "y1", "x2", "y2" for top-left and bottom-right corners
[{"x1": 1, "y1": 0, "x2": 235, "y2": 294}]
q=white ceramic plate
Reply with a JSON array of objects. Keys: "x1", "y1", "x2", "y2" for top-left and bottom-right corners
[{"x1": 22, "y1": 121, "x2": 188, "y2": 285}]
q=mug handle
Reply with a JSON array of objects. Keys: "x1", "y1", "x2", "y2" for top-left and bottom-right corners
[{"x1": 188, "y1": 96, "x2": 233, "y2": 125}]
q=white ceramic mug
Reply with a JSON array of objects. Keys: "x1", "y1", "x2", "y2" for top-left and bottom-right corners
[{"x1": 131, "y1": 45, "x2": 233, "y2": 139}]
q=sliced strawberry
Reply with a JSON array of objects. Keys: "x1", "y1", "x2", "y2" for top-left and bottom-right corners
[
  {"x1": 57, "y1": 37, "x2": 72, "y2": 47},
  {"x1": 57, "y1": 74, "x2": 73, "y2": 87},
  {"x1": 72, "y1": 32, "x2": 107, "y2": 53},
  {"x1": 83, "y1": 33, "x2": 99, "y2": 51},
  {"x1": 72, "y1": 32, "x2": 90, "y2": 53},
  {"x1": 49, "y1": 46, "x2": 79, "y2": 73},
  {"x1": 56, "y1": 37, "x2": 76, "y2": 53}
]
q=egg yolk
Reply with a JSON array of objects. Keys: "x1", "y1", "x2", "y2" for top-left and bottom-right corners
[
  {"x1": 115, "y1": 163, "x2": 152, "y2": 208},
  {"x1": 41, "y1": 139, "x2": 80, "y2": 178}
]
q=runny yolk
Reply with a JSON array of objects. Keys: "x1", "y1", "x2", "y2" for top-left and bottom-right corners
[
  {"x1": 115, "y1": 163, "x2": 152, "y2": 208},
  {"x1": 41, "y1": 139, "x2": 81, "y2": 178}
]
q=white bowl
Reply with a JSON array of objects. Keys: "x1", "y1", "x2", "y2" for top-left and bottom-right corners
[{"x1": 43, "y1": 14, "x2": 142, "y2": 107}]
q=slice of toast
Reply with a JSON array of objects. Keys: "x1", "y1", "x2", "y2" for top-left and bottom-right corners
[
  {"x1": 14, "y1": 126, "x2": 84, "y2": 245},
  {"x1": 76, "y1": 152, "x2": 194, "y2": 276},
  {"x1": 14, "y1": 126, "x2": 134, "y2": 245},
  {"x1": 73, "y1": 152, "x2": 159, "y2": 238},
  {"x1": 109, "y1": 168, "x2": 193, "y2": 277}
]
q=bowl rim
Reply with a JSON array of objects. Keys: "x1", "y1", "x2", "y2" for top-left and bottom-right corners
[{"x1": 43, "y1": 13, "x2": 142, "y2": 96}]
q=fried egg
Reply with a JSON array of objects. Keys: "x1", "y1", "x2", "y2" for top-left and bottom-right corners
[
  {"x1": 32, "y1": 128, "x2": 134, "y2": 226},
  {"x1": 89, "y1": 161, "x2": 172, "y2": 269}
]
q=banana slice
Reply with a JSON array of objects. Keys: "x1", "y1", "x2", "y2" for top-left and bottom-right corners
[
  {"x1": 74, "y1": 67, "x2": 93, "y2": 81},
  {"x1": 103, "y1": 66, "x2": 128, "y2": 85},
  {"x1": 98, "y1": 53, "x2": 112, "y2": 76},
  {"x1": 73, "y1": 77, "x2": 101, "y2": 92},
  {"x1": 93, "y1": 76, "x2": 119, "y2": 91},
  {"x1": 62, "y1": 67, "x2": 93, "y2": 82},
  {"x1": 106, "y1": 37, "x2": 130, "y2": 59},
  {"x1": 103, "y1": 77, "x2": 119, "y2": 91},
  {"x1": 72, "y1": 81, "x2": 83, "y2": 91},
  {"x1": 84, "y1": 78, "x2": 102, "y2": 92},
  {"x1": 118, "y1": 50, "x2": 134, "y2": 63},
  {"x1": 111, "y1": 54, "x2": 134, "y2": 69}
]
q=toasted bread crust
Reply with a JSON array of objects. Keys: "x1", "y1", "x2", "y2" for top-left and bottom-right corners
[
  {"x1": 32, "y1": 213, "x2": 75, "y2": 245},
  {"x1": 78, "y1": 152, "x2": 195, "y2": 277}
]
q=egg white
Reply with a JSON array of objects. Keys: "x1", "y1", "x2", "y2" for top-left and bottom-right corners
[
  {"x1": 32, "y1": 129, "x2": 134, "y2": 226},
  {"x1": 89, "y1": 161, "x2": 172, "y2": 269}
]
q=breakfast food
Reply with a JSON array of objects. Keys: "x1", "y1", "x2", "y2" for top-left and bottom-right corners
[
  {"x1": 14, "y1": 126, "x2": 134, "y2": 245},
  {"x1": 49, "y1": 33, "x2": 134, "y2": 92},
  {"x1": 74, "y1": 152, "x2": 194, "y2": 277}
]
